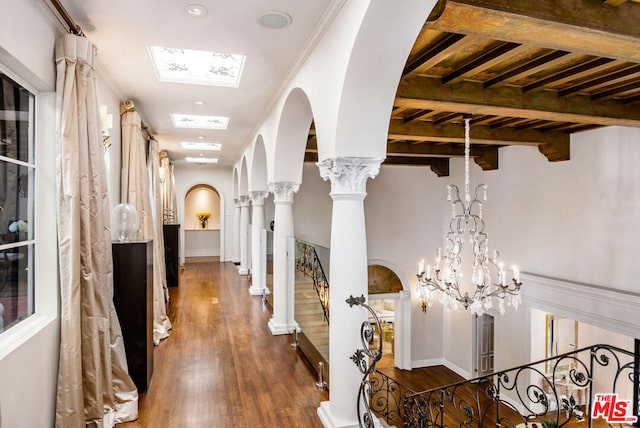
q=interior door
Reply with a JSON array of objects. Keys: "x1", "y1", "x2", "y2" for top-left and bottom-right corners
[{"x1": 476, "y1": 314, "x2": 495, "y2": 377}]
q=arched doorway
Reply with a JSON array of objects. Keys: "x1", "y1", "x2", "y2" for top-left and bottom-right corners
[
  {"x1": 368, "y1": 260, "x2": 412, "y2": 371},
  {"x1": 184, "y1": 184, "x2": 222, "y2": 258}
]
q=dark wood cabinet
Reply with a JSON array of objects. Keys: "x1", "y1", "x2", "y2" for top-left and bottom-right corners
[
  {"x1": 112, "y1": 240, "x2": 153, "y2": 392},
  {"x1": 163, "y1": 224, "x2": 180, "y2": 287}
]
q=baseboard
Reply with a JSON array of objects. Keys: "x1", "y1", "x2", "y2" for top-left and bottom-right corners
[
  {"x1": 317, "y1": 401, "x2": 359, "y2": 428},
  {"x1": 268, "y1": 319, "x2": 299, "y2": 336},
  {"x1": 442, "y1": 359, "x2": 470, "y2": 380},
  {"x1": 411, "y1": 357, "x2": 470, "y2": 379},
  {"x1": 411, "y1": 358, "x2": 445, "y2": 369},
  {"x1": 185, "y1": 249, "x2": 220, "y2": 257},
  {"x1": 249, "y1": 286, "x2": 270, "y2": 296}
]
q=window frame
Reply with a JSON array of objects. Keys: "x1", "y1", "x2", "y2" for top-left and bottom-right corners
[{"x1": 0, "y1": 59, "x2": 57, "y2": 360}]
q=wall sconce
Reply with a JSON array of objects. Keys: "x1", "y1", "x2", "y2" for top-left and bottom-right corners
[{"x1": 100, "y1": 105, "x2": 113, "y2": 150}]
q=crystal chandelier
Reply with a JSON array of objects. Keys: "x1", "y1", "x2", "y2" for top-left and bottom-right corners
[{"x1": 417, "y1": 114, "x2": 522, "y2": 316}]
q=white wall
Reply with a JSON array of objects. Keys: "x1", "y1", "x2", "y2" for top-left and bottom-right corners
[
  {"x1": 366, "y1": 165, "x2": 446, "y2": 365},
  {"x1": 293, "y1": 163, "x2": 332, "y2": 247},
  {"x1": 0, "y1": 1, "x2": 62, "y2": 426},
  {"x1": 174, "y1": 164, "x2": 234, "y2": 262},
  {"x1": 96, "y1": 71, "x2": 124, "y2": 212}
]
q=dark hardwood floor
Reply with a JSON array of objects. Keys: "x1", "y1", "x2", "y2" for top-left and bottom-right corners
[{"x1": 118, "y1": 258, "x2": 328, "y2": 427}]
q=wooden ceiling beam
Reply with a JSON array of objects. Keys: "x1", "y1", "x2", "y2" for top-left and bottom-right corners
[
  {"x1": 483, "y1": 50, "x2": 571, "y2": 88},
  {"x1": 591, "y1": 80, "x2": 640, "y2": 101},
  {"x1": 558, "y1": 64, "x2": 640, "y2": 97},
  {"x1": 396, "y1": 75, "x2": 640, "y2": 127},
  {"x1": 404, "y1": 33, "x2": 466, "y2": 76},
  {"x1": 386, "y1": 142, "x2": 499, "y2": 170},
  {"x1": 383, "y1": 157, "x2": 450, "y2": 177},
  {"x1": 441, "y1": 42, "x2": 522, "y2": 84},
  {"x1": 602, "y1": 0, "x2": 629, "y2": 5},
  {"x1": 403, "y1": 109, "x2": 434, "y2": 123},
  {"x1": 427, "y1": 0, "x2": 640, "y2": 63},
  {"x1": 522, "y1": 57, "x2": 615, "y2": 92},
  {"x1": 388, "y1": 118, "x2": 569, "y2": 146}
]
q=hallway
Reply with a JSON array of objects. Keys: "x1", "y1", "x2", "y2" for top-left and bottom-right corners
[{"x1": 119, "y1": 258, "x2": 327, "y2": 427}]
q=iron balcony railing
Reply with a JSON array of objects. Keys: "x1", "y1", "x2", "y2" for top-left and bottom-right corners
[
  {"x1": 347, "y1": 295, "x2": 639, "y2": 428},
  {"x1": 295, "y1": 240, "x2": 330, "y2": 323}
]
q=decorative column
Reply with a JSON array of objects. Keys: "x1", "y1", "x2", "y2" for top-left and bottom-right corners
[
  {"x1": 238, "y1": 195, "x2": 251, "y2": 275},
  {"x1": 249, "y1": 191, "x2": 269, "y2": 295},
  {"x1": 267, "y1": 181, "x2": 299, "y2": 335},
  {"x1": 316, "y1": 157, "x2": 382, "y2": 428},
  {"x1": 233, "y1": 198, "x2": 241, "y2": 264}
]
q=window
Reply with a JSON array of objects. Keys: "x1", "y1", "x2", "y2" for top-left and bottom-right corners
[{"x1": 0, "y1": 72, "x2": 35, "y2": 334}]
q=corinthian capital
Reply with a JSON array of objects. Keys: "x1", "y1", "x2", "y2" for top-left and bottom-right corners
[
  {"x1": 238, "y1": 195, "x2": 251, "y2": 207},
  {"x1": 317, "y1": 157, "x2": 382, "y2": 195},
  {"x1": 249, "y1": 190, "x2": 269, "y2": 206},
  {"x1": 268, "y1": 182, "x2": 299, "y2": 203}
]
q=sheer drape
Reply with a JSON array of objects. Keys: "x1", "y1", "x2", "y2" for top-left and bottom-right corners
[
  {"x1": 120, "y1": 104, "x2": 171, "y2": 344},
  {"x1": 55, "y1": 34, "x2": 138, "y2": 427}
]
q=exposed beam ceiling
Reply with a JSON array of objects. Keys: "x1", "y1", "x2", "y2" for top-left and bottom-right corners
[{"x1": 305, "y1": 0, "x2": 640, "y2": 175}]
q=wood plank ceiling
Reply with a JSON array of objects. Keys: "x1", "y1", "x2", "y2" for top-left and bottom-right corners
[{"x1": 305, "y1": 0, "x2": 640, "y2": 176}]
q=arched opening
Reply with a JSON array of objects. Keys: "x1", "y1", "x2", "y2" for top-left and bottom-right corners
[
  {"x1": 184, "y1": 184, "x2": 222, "y2": 258},
  {"x1": 185, "y1": 184, "x2": 220, "y2": 230},
  {"x1": 368, "y1": 260, "x2": 412, "y2": 371}
]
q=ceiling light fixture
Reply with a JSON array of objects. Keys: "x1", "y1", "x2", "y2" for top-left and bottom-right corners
[
  {"x1": 181, "y1": 141, "x2": 222, "y2": 151},
  {"x1": 185, "y1": 4, "x2": 208, "y2": 17},
  {"x1": 171, "y1": 113, "x2": 229, "y2": 130},
  {"x1": 186, "y1": 156, "x2": 218, "y2": 164},
  {"x1": 194, "y1": 100, "x2": 206, "y2": 105},
  {"x1": 258, "y1": 11, "x2": 292, "y2": 29},
  {"x1": 416, "y1": 114, "x2": 522, "y2": 315},
  {"x1": 148, "y1": 46, "x2": 246, "y2": 87}
]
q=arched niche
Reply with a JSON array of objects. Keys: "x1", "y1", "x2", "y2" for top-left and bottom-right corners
[{"x1": 185, "y1": 184, "x2": 220, "y2": 230}]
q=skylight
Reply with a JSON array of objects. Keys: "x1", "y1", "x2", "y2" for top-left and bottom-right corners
[
  {"x1": 181, "y1": 141, "x2": 222, "y2": 151},
  {"x1": 186, "y1": 157, "x2": 218, "y2": 164},
  {"x1": 148, "y1": 46, "x2": 246, "y2": 87},
  {"x1": 171, "y1": 114, "x2": 229, "y2": 130}
]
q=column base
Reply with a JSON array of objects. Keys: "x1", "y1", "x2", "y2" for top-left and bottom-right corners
[
  {"x1": 249, "y1": 286, "x2": 270, "y2": 296},
  {"x1": 317, "y1": 401, "x2": 364, "y2": 428},
  {"x1": 238, "y1": 268, "x2": 249, "y2": 275},
  {"x1": 267, "y1": 319, "x2": 299, "y2": 336}
]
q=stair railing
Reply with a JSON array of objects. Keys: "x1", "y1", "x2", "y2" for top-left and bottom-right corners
[
  {"x1": 346, "y1": 300, "x2": 637, "y2": 428},
  {"x1": 295, "y1": 240, "x2": 330, "y2": 323}
]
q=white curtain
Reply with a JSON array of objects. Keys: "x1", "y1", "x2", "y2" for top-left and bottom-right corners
[
  {"x1": 55, "y1": 34, "x2": 138, "y2": 427},
  {"x1": 121, "y1": 104, "x2": 171, "y2": 344},
  {"x1": 148, "y1": 139, "x2": 169, "y2": 303},
  {"x1": 159, "y1": 152, "x2": 177, "y2": 224}
]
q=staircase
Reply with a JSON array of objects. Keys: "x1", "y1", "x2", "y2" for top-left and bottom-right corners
[{"x1": 294, "y1": 271, "x2": 329, "y2": 361}]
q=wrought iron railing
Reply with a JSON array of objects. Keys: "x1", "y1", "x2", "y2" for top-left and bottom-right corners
[
  {"x1": 403, "y1": 344, "x2": 637, "y2": 428},
  {"x1": 348, "y1": 296, "x2": 638, "y2": 428},
  {"x1": 295, "y1": 240, "x2": 330, "y2": 323}
]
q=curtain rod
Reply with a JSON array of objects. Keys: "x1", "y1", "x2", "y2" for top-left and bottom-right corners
[{"x1": 47, "y1": 0, "x2": 85, "y2": 36}]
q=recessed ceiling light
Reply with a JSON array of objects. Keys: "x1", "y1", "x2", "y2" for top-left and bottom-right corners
[
  {"x1": 181, "y1": 141, "x2": 222, "y2": 151},
  {"x1": 185, "y1": 4, "x2": 207, "y2": 17},
  {"x1": 186, "y1": 156, "x2": 218, "y2": 164},
  {"x1": 171, "y1": 113, "x2": 229, "y2": 130},
  {"x1": 148, "y1": 46, "x2": 246, "y2": 87},
  {"x1": 258, "y1": 11, "x2": 292, "y2": 29},
  {"x1": 194, "y1": 100, "x2": 206, "y2": 105},
  {"x1": 197, "y1": 135, "x2": 205, "y2": 139}
]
